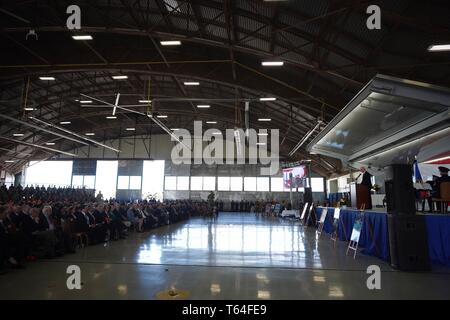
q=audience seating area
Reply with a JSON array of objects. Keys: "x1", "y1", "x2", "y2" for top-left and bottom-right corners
[{"x1": 0, "y1": 185, "x2": 205, "y2": 274}]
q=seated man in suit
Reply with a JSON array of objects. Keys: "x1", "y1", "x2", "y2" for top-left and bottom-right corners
[
  {"x1": 0, "y1": 205, "x2": 26, "y2": 272},
  {"x1": 22, "y1": 207, "x2": 58, "y2": 258}
]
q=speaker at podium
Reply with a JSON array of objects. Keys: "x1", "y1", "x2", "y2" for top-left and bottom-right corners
[{"x1": 350, "y1": 182, "x2": 371, "y2": 210}]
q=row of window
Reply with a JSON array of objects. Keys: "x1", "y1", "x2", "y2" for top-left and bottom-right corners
[{"x1": 164, "y1": 176, "x2": 325, "y2": 192}]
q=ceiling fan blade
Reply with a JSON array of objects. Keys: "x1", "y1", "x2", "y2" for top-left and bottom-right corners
[
  {"x1": 113, "y1": 93, "x2": 120, "y2": 116},
  {"x1": 80, "y1": 93, "x2": 115, "y2": 107}
]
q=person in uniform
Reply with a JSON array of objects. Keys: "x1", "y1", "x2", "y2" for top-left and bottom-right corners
[{"x1": 433, "y1": 166, "x2": 450, "y2": 212}]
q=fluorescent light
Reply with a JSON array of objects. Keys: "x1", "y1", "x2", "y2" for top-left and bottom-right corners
[
  {"x1": 59, "y1": 121, "x2": 71, "y2": 125},
  {"x1": 262, "y1": 61, "x2": 284, "y2": 66},
  {"x1": 72, "y1": 35, "x2": 93, "y2": 40},
  {"x1": 85, "y1": 133, "x2": 95, "y2": 136},
  {"x1": 197, "y1": 105, "x2": 210, "y2": 108},
  {"x1": 258, "y1": 118, "x2": 272, "y2": 122},
  {"x1": 80, "y1": 100, "x2": 92, "y2": 104},
  {"x1": 45, "y1": 142, "x2": 55, "y2": 146},
  {"x1": 39, "y1": 76, "x2": 55, "y2": 81},
  {"x1": 126, "y1": 128, "x2": 136, "y2": 131},
  {"x1": 184, "y1": 81, "x2": 200, "y2": 86},
  {"x1": 24, "y1": 108, "x2": 36, "y2": 111},
  {"x1": 13, "y1": 133, "x2": 24, "y2": 137},
  {"x1": 428, "y1": 44, "x2": 450, "y2": 52},
  {"x1": 139, "y1": 100, "x2": 151, "y2": 103},
  {"x1": 4, "y1": 160, "x2": 15, "y2": 163},
  {"x1": 206, "y1": 121, "x2": 217, "y2": 124},
  {"x1": 112, "y1": 75, "x2": 128, "y2": 80},
  {"x1": 106, "y1": 116, "x2": 117, "y2": 119},
  {"x1": 259, "y1": 97, "x2": 276, "y2": 101},
  {"x1": 171, "y1": 128, "x2": 180, "y2": 131},
  {"x1": 160, "y1": 40, "x2": 181, "y2": 46},
  {"x1": 156, "y1": 115, "x2": 168, "y2": 118},
  {"x1": 258, "y1": 132, "x2": 269, "y2": 136},
  {"x1": 256, "y1": 142, "x2": 266, "y2": 146}
]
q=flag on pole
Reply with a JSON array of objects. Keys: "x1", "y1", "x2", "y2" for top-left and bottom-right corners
[{"x1": 414, "y1": 160, "x2": 423, "y2": 182}]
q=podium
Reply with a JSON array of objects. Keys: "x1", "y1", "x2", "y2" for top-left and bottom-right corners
[{"x1": 350, "y1": 183, "x2": 371, "y2": 209}]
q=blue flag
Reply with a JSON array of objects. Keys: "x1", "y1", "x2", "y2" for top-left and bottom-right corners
[{"x1": 414, "y1": 160, "x2": 422, "y2": 181}]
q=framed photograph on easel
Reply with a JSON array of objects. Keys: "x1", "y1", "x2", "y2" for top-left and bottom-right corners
[
  {"x1": 317, "y1": 207, "x2": 328, "y2": 237},
  {"x1": 330, "y1": 207, "x2": 340, "y2": 246},
  {"x1": 346, "y1": 205, "x2": 365, "y2": 259}
]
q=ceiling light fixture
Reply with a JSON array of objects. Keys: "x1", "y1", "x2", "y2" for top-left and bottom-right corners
[
  {"x1": 160, "y1": 40, "x2": 181, "y2": 46},
  {"x1": 256, "y1": 142, "x2": 266, "y2": 146},
  {"x1": 106, "y1": 116, "x2": 117, "y2": 119},
  {"x1": 139, "y1": 100, "x2": 151, "y2": 103},
  {"x1": 156, "y1": 115, "x2": 168, "y2": 118},
  {"x1": 258, "y1": 132, "x2": 269, "y2": 136},
  {"x1": 59, "y1": 121, "x2": 71, "y2": 125},
  {"x1": 197, "y1": 105, "x2": 211, "y2": 108},
  {"x1": 80, "y1": 100, "x2": 92, "y2": 104},
  {"x1": 112, "y1": 75, "x2": 128, "y2": 80},
  {"x1": 261, "y1": 61, "x2": 284, "y2": 66},
  {"x1": 258, "y1": 118, "x2": 272, "y2": 122},
  {"x1": 4, "y1": 160, "x2": 15, "y2": 163},
  {"x1": 72, "y1": 35, "x2": 93, "y2": 40},
  {"x1": 259, "y1": 97, "x2": 276, "y2": 101},
  {"x1": 24, "y1": 107, "x2": 36, "y2": 111},
  {"x1": 45, "y1": 142, "x2": 55, "y2": 146},
  {"x1": 39, "y1": 76, "x2": 55, "y2": 81},
  {"x1": 126, "y1": 128, "x2": 136, "y2": 131},
  {"x1": 13, "y1": 133, "x2": 24, "y2": 137},
  {"x1": 428, "y1": 44, "x2": 450, "y2": 52},
  {"x1": 85, "y1": 133, "x2": 95, "y2": 136},
  {"x1": 206, "y1": 121, "x2": 217, "y2": 124},
  {"x1": 184, "y1": 81, "x2": 200, "y2": 86}
]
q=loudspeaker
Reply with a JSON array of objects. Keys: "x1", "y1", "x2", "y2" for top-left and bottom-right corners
[
  {"x1": 387, "y1": 215, "x2": 430, "y2": 271},
  {"x1": 385, "y1": 164, "x2": 416, "y2": 214},
  {"x1": 304, "y1": 187, "x2": 313, "y2": 203}
]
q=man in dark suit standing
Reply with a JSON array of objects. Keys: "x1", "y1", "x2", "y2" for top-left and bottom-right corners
[{"x1": 358, "y1": 167, "x2": 373, "y2": 209}]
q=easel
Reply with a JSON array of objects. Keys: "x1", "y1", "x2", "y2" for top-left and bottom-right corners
[
  {"x1": 317, "y1": 207, "x2": 328, "y2": 237},
  {"x1": 330, "y1": 207, "x2": 340, "y2": 246},
  {"x1": 304, "y1": 205, "x2": 315, "y2": 227},
  {"x1": 330, "y1": 207, "x2": 349, "y2": 246},
  {"x1": 346, "y1": 203, "x2": 365, "y2": 259},
  {"x1": 299, "y1": 202, "x2": 309, "y2": 225}
]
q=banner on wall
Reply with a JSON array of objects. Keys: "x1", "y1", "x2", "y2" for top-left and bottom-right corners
[{"x1": 283, "y1": 165, "x2": 308, "y2": 189}]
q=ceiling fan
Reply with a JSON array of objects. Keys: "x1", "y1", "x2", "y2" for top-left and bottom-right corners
[{"x1": 80, "y1": 93, "x2": 190, "y2": 151}]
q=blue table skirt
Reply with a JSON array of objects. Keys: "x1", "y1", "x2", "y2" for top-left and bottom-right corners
[
  {"x1": 315, "y1": 208, "x2": 450, "y2": 266},
  {"x1": 315, "y1": 208, "x2": 390, "y2": 262},
  {"x1": 425, "y1": 215, "x2": 450, "y2": 267}
]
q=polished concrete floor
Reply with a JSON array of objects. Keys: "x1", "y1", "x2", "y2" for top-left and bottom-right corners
[{"x1": 1, "y1": 213, "x2": 449, "y2": 299}]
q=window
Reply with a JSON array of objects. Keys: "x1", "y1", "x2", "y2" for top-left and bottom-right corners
[
  {"x1": 25, "y1": 160, "x2": 73, "y2": 187},
  {"x1": 72, "y1": 175, "x2": 95, "y2": 189},
  {"x1": 190, "y1": 176, "x2": 203, "y2": 191},
  {"x1": 129, "y1": 176, "x2": 142, "y2": 190},
  {"x1": 257, "y1": 177, "x2": 270, "y2": 191},
  {"x1": 217, "y1": 177, "x2": 230, "y2": 191},
  {"x1": 142, "y1": 161, "x2": 165, "y2": 201},
  {"x1": 203, "y1": 176, "x2": 216, "y2": 191},
  {"x1": 311, "y1": 177, "x2": 324, "y2": 192},
  {"x1": 117, "y1": 176, "x2": 129, "y2": 190},
  {"x1": 95, "y1": 161, "x2": 118, "y2": 199},
  {"x1": 164, "y1": 0, "x2": 181, "y2": 13},
  {"x1": 230, "y1": 177, "x2": 243, "y2": 191},
  {"x1": 83, "y1": 176, "x2": 95, "y2": 189},
  {"x1": 117, "y1": 176, "x2": 141, "y2": 190},
  {"x1": 72, "y1": 175, "x2": 83, "y2": 187},
  {"x1": 244, "y1": 177, "x2": 257, "y2": 191},
  {"x1": 270, "y1": 177, "x2": 284, "y2": 192},
  {"x1": 165, "y1": 176, "x2": 177, "y2": 190},
  {"x1": 177, "y1": 176, "x2": 190, "y2": 191}
]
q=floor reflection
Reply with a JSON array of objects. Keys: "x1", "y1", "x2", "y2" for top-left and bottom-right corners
[{"x1": 137, "y1": 213, "x2": 324, "y2": 268}]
